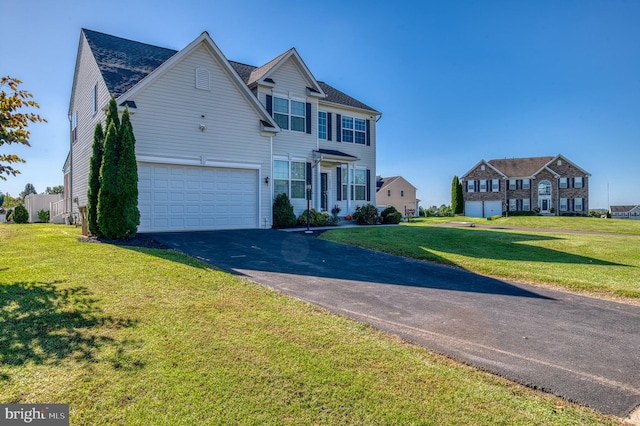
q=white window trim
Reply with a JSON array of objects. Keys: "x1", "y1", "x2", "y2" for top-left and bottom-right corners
[
  {"x1": 342, "y1": 166, "x2": 367, "y2": 201},
  {"x1": 491, "y1": 179, "x2": 499, "y2": 192},
  {"x1": 509, "y1": 179, "x2": 516, "y2": 190},
  {"x1": 92, "y1": 84, "x2": 98, "y2": 116},
  {"x1": 273, "y1": 157, "x2": 307, "y2": 199},
  {"x1": 467, "y1": 180, "x2": 475, "y2": 193},
  {"x1": 341, "y1": 114, "x2": 366, "y2": 144},
  {"x1": 574, "y1": 177, "x2": 584, "y2": 188},
  {"x1": 318, "y1": 111, "x2": 327, "y2": 140},
  {"x1": 479, "y1": 180, "x2": 487, "y2": 193},
  {"x1": 560, "y1": 198, "x2": 568, "y2": 211}
]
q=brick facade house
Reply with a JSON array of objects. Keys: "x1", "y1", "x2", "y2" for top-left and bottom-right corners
[{"x1": 460, "y1": 155, "x2": 590, "y2": 217}]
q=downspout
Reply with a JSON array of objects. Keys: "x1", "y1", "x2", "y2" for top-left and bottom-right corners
[
  {"x1": 269, "y1": 135, "x2": 273, "y2": 228},
  {"x1": 68, "y1": 112, "x2": 73, "y2": 216}
]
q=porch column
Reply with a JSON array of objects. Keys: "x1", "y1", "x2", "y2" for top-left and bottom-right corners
[
  {"x1": 346, "y1": 162, "x2": 351, "y2": 215},
  {"x1": 316, "y1": 162, "x2": 321, "y2": 211}
]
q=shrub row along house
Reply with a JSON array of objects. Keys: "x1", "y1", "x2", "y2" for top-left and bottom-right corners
[
  {"x1": 66, "y1": 29, "x2": 380, "y2": 232},
  {"x1": 460, "y1": 155, "x2": 590, "y2": 217}
]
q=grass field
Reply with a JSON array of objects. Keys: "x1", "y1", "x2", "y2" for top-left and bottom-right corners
[
  {"x1": 0, "y1": 224, "x2": 622, "y2": 425},
  {"x1": 321, "y1": 216, "x2": 640, "y2": 300}
]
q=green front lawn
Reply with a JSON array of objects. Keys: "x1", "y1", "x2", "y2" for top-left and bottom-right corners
[
  {"x1": 321, "y1": 217, "x2": 640, "y2": 300},
  {"x1": 0, "y1": 224, "x2": 620, "y2": 425}
]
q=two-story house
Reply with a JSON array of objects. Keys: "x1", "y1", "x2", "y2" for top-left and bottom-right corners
[
  {"x1": 376, "y1": 176, "x2": 419, "y2": 217},
  {"x1": 67, "y1": 29, "x2": 380, "y2": 232},
  {"x1": 460, "y1": 155, "x2": 590, "y2": 217}
]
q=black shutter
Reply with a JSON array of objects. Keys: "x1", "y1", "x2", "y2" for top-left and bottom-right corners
[
  {"x1": 366, "y1": 169, "x2": 371, "y2": 201},
  {"x1": 516, "y1": 179, "x2": 520, "y2": 190},
  {"x1": 366, "y1": 119, "x2": 371, "y2": 146},
  {"x1": 327, "y1": 112, "x2": 332, "y2": 141},
  {"x1": 336, "y1": 167, "x2": 342, "y2": 200},
  {"x1": 336, "y1": 114, "x2": 342, "y2": 142},
  {"x1": 305, "y1": 103, "x2": 311, "y2": 134},
  {"x1": 266, "y1": 95, "x2": 273, "y2": 115}
]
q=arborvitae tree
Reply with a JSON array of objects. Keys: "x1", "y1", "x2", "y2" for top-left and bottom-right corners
[
  {"x1": 87, "y1": 122, "x2": 104, "y2": 236},
  {"x1": 105, "y1": 96, "x2": 120, "y2": 133},
  {"x1": 116, "y1": 107, "x2": 139, "y2": 238},
  {"x1": 97, "y1": 121, "x2": 120, "y2": 239},
  {"x1": 451, "y1": 176, "x2": 464, "y2": 215}
]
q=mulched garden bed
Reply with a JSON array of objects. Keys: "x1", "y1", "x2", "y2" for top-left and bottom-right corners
[{"x1": 78, "y1": 234, "x2": 169, "y2": 249}]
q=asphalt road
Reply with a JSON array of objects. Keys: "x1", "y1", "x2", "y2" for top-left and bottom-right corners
[{"x1": 147, "y1": 229, "x2": 640, "y2": 418}]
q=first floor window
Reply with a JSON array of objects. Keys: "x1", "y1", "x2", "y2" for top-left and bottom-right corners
[
  {"x1": 560, "y1": 198, "x2": 568, "y2": 211},
  {"x1": 574, "y1": 198, "x2": 583, "y2": 211},
  {"x1": 318, "y1": 111, "x2": 327, "y2": 139},
  {"x1": 341, "y1": 168, "x2": 367, "y2": 201},
  {"x1": 509, "y1": 199, "x2": 517, "y2": 211},
  {"x1": 274, "y1": 160, "x2": 306, "y2": 199},
  {"x1": 523, "y1": 199, "x2": 531, "y2": 211}
]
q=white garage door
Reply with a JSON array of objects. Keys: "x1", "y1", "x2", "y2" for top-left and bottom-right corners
[
  {"x1": 483, "y1": 201, "x2": 503, "y2": 217},
  {"x1": 138, "y1": 163, "x2": 258, "y2": 232},
  {"x1": 465, "y1": 201, "x2": 482, "y2": 218}
]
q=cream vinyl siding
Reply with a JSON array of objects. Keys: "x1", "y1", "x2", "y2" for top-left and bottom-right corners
[
  {"x1": 69, "y1": 34, "x2": 110, "y2": 212},
  {"x1": 125, "y1": 43, "x2": 273, "y2": 224}
]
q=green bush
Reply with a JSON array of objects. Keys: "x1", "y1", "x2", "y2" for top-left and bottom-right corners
[
  {"x1": 506, "y1": 210, "x2": 537, "y2": 217},
  {"x1": 273, "y1": 193, "x2": 296, "y2": 228},
  {"x1": 12, "y1": 205, "x2": 29, "y2": 223},
  {"x1": 352, "y1": 204, "x2": 380, "y2": 225},
  {"x1": 37, "y1": 209, "x2": 50, "y2": 223},
  {"x1": 381, "y1": 206, "x2": 402, "y2": 224},
  {"x1": 297, "y1": 209, "x2": 329, "y2": 226}
]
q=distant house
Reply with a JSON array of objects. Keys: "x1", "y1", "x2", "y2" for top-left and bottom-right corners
[
  {"x1": 66, "y1": 29, "x2": 380, "y2": 232},
  {"x1": 376, "y1": 176, "x2": 419, "y2": 217},
  {"x1": 610, "y1": 205, "x2": 640, "y2": 220},
  {"x1": 460, "y1": 155, "x2": 590, "y2": 218}
]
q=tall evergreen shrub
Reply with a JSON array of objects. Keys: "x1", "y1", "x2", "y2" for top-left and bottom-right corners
[
  {"x1": 116, "y1": 108, "x2": 140, "y2": 238},
  {"x1": 87, "y1": 123, "x2": 104, "y2": 236},
  {"x1": 97, "y1": 121, "x2": 121, "y2": 238},
  {"x1": 273, "y1": 193, "x2": 296, "y2": 228},
  {"x1": 451, "y1": 176, "x2": 464, "y2": 215}
]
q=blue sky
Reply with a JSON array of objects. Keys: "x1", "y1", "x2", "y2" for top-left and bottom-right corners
[{"x1": 2, "y1": 0, "x2": 638, "y2": 208}]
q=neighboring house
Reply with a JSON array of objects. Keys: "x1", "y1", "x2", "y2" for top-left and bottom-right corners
[
  {"x1": 610, "y1": 205, "x2": 640, "y2": 219},
  {"x1": 67, "y1": 29, "x2": 380, "y2": 232},
  {"x1": 460, "y1": 155, "x2": 590, "y2": 218},
  {"x1": 376, "y1": 176, "x2": 419, "y2": 217}
]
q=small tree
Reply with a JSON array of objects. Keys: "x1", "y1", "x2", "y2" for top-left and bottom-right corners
[
  {"x1": 87, "y1": 123, "x2": 105, "y2": 236},
  {"x1": 0, "y1": 77, "x2": 47, "y2": 180},
  {"x1": 116, "y1": 108, "x2": 140, "y2": 238},
  {"x1": 20, "y1": 183, "x2": 37, "y2": 200},
  {"x1": 451, "y1": 176, "x2": 464, "y2": 215},
  {"x1": 273, "y1": 193, "x2": 296, "y2": 228}
]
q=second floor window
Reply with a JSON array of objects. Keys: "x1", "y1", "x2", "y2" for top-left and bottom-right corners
[
  {"x1": 318, "y1": 111, "x2": 327, "y2": 139},
  {"x1": 509, "y1": 179, "x2": 517, "y2": 190},
  {"x1": 491, "y1": 179, "x2": 500, "y2": 192},
  {"x1": 479, "y1": 180, "x2": 487, "y2": 192},
  {"x1": 574, "y1": 177, "x2": 583, "y2": 188},
  {"x1": 273, "y1": 97, "x2": 305, "y2": 132},
  {"x1": 522, "y1": 179, "x2": 530, "y2": 190},
  {"x1": 341, "y1": 116, "x2": 366, "y2": 144}
]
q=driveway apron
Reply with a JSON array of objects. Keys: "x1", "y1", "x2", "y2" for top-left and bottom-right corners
[{"x1": 147, "y1": 229, "x2": 640, "y2": 418}]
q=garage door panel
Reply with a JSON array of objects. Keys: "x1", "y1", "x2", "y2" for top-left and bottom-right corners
[
  {"x1": 138, "y1": 163, "x2": 258, "y2": 232},
  {"x1": 484, "y1": 201, "x2": 502, "y2": 217},
  {"x1": 465, "y1": 201, "x2": 482, "y2": 218}
]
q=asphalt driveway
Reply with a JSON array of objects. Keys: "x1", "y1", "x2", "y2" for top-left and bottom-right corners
[{"x1": 147, "y1": 229, "x2": 640, "y2": 418}]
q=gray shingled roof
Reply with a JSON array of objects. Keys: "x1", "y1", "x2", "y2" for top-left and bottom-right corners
[
  {"x1": 610, "y1": 205, "x2": 638, "y2": 213},
  {"x1": 82, "y1": 29, "x2": 377, "y2": 112},
  {"x1": 488, "y1": 156, "x2": 555, "y2": 177},
  {"x1": 82, "y1": 29, "x2": 177, "y2": 97}
]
